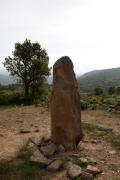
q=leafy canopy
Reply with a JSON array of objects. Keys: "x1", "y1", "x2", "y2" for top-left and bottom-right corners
[{"x1": 3, "y1": 39, "x2": 50, "y2": 97}]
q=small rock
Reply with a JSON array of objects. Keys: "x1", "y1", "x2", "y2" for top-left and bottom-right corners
[
  {"x1": 100, "y1": 161, "x2": 105, "y2": 164},
  {"x1": 85, "y1": 165, "x2": 102, "y2": 175},
  {"x1": 28, "y1": 143, "x2": 38, "y2": 152},
  {"x1": 79, "y1": 157, "x2": 88, "y2": 164},
  {"x1": 81, "y1": 171, "x2": 93, "y2": 179},
  {"x1": 30, "y1": 148, "x2": 51, "y2": 167},
  {"x1": 67, "y1": 162, "x2": 82, "y2": 178},
  {"x1": 108, "y1": 150, "x2": 116, "y2": 155},
  {"x1": 58, "y1": 144, "x2": 66, "y2": 153},
  {"x1": 47, "y1": 160, "x2": 62, "y2": 171},
  {"x1": 88, "y1": 158, "x2": 97, "y2": 164},
  {"x1": 91, "y1": 140, "x2": 98, "y2": 144},
  {"x1": 69, "y1": 153, "x2": 81, "y2": 158},
  {"x1": 40, "y1": 142, "x2": 57, "y2": 157},
  {"x1": 19, "y1": 130, "x2": 31, "y2": 134}
]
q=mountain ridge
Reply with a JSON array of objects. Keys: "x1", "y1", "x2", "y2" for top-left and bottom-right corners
[{"x1": 0, "y1": 74, "x2": 15, "y2": 85}]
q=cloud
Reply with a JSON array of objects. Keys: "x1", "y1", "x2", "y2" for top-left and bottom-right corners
[{"x1": 0, "y1": 0, "x2": 120, "y2": 75}]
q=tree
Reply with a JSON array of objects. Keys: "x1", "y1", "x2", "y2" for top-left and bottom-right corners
[
  {"x1": 3, "y1": 39, "x2": 50, "y2": 97},
  {"x1": 94, "y1": 87, "x2": 103, "y2": 96},
  {"x1": 108, "y1": 86, "x2": 115, "y2": 95},
  {"x1": 116, "y1": 86, "x2": 120, "y2": 95}
]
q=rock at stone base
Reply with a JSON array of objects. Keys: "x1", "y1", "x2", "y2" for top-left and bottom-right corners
[
  {"x1": 67, "y1": 162, "x2": 82, "y2": 178},
  {"x1": 40, "y1": 142, "x2": 57, "y2": 157},
  {"x1": 30, "y1": 148, "x2": 51, "y2": 167},
  {"x1": 47, "y1": 160, "x2": 63, "y2": 172},
  {"x1": 81, "y1": 171, "x2": 94, "y2": 180},
  {"x1": 57, "y1": 144, "x2": 66, "y2": 153},
  {"x1": 85, "y1": 165, "x2": 102, "y2": 175},
  {"x1": 79, "y1": 157, "x2": 88, "y2": 164},
  {"x1": 28, "y1": 142, "x2": 38, "y2": 153}
]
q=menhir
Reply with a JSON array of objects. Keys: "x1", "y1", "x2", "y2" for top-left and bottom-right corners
[{"x1": 51, "y1": 56, "x2": 83, "y2": 150}]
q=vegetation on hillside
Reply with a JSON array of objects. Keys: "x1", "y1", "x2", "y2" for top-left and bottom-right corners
[{"x1": 78, "y1": 67, "x2": 120, "y2": 92}]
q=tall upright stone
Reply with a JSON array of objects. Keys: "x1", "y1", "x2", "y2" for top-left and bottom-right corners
[{"x1": 51, "y1": 56, "x2": 83, "y2": 150}]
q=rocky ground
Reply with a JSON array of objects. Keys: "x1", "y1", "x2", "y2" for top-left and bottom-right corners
[{"x1": 0, "y1": 105, "x2": 120, "y2": 179}]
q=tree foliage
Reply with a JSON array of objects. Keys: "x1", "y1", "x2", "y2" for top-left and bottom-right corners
[
  {"x1": 116, "y1": 86, "x2": 120, "y2": 95},
  {"x1": 3, "y1": 39, "x2": 50, "y2": 97},
  {"x1": 108, "y1": 86, "x2": 115, "y2": 95},
  {"x1": 94, "y1": 87, "x2": 103, "y2": 96}
]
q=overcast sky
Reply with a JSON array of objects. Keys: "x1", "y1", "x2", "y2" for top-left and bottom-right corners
[{"x1": 0, "y1": 0, "x2": 120, "y2": 75}]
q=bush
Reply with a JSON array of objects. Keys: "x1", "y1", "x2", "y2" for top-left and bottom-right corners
[
  {"x1": 0, "y1": 160, "x2": 10, "y2": 175},
  {"x1": 0, "y1": 84, "x2": 51, "y2": 106},
  {"x1": 94, "y1": 87, "x2": 103, "y2": 96},
  {"x1": 80, "y1": 100, "x2": 88, "y2": 110},
  {"x1": 0, "y1": 92, "x2": 29, "y2": 105}
]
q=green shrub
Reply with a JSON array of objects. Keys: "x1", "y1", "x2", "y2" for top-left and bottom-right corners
[
  {"x1": 19, "y1": 162, "x2": 39, "y2": 179},
  {"x1": 0, "y1": 160, "x2": 10, "y2": 175},
  {"x1": 80, "y1": 100, "x2": 88, "y2": 110}
]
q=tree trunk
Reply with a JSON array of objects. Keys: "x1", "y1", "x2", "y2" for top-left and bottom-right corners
[{"x1": 25, "y1": 85, "x2": 29, "y2": 97}]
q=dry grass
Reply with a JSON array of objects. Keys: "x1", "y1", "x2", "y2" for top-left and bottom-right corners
[{"x1": 82, "y1": 110, "x2": 120, "y2": 132}]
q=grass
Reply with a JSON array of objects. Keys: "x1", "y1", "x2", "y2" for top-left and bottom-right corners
[
  {"x1": 0, "y1": 159, "x2": 10, "y2": 175},
  {"x1": 77, "y1": 143, "x2": 87, "y2": 155},
  {"x1": 74, "y1": 159, "x2": 88, "y2": 168},
  {"x1": 83, "y1": 123, "x2": 120, "y2": 151},
  {"x1": 0, "y1": 160, "x2": 47, "y2": 179},
  {"x1": 17, "y1": 140, "x2": 32, "y2": 160},
  {"x1": 60, "y1": 158, "x2": 69, "y2": 169},
  {"x1": 82, "y1": 123, "x2": 108, "y2": 137},
  {"x1": 18, "y1": 162, "x2": 40, "y2": 179},
  {"x1": 106, "y1": 133, "x2": 120, "y2": 151}
]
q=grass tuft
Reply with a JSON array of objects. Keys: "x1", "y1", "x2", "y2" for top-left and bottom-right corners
[
  {"x1": 107, "y1": 133, "x2": 120, "y2": 151},
  {"x1": 0, "y1": 159, "x2": 10, "y2": 175},
  {"x1": 17, "y1": 140, "x2": 31, "y2": 160},
  {"x1": 77, "y1": 144, "x2": 87, "y2": 155}
]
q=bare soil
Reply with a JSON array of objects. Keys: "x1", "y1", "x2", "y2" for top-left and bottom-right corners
[
  {"x1": 0, "y1": 105, "x2": 51, "y2": 159},
  {"x1": 0, "y1": 106, "x2": 120, "y2": 179}
]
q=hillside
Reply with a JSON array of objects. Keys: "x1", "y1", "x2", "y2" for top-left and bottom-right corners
[
  {"x1": 0, "y1": 74, "x2": 15, "y2": 85},
  {"x1": 78, "y1": 67, "x2": 120, "y2": 92}
]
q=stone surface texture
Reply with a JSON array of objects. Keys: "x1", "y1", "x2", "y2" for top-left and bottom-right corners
[
  {"x1": 51, "y1": 56, "x2": 82, "y2": 150},
  {"x1": 67, "y1": 162, "x2": 82, "y2": 178},
  {"x1": 30, "y1": 148, "x2": 51, "y2": 167},
  {"x1": 40, "y1": 142, "x2": 57, "y2": 157},
  {"x1": 47, "y1": 159, "x2": 62, "y2": 171},
  {"x1": 85, "y1": 165, "x2": 102, "y2": 175}
]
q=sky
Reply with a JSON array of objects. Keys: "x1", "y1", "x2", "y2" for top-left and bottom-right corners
[{"x1": 0, "y1": 0, "x2": 120, "y2": 75}]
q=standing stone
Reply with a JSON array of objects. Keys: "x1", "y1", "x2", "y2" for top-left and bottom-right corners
[{"x1": 51, "y1": 56, "x2": 83, "y2": 150}]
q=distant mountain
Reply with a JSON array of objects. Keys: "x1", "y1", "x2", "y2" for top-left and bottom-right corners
[
  {"x1": 0, "y1": 74, "x2": 15, "y2": 85},
  {"x1": 78, "y1": 67, "x2": 120, "y2": 92}
]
